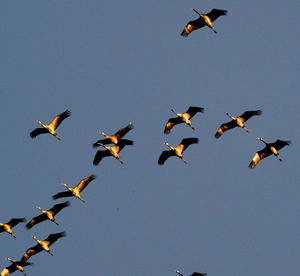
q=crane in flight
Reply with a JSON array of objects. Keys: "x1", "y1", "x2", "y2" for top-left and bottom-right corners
[
  {"x1": 158, "y1": 138, "x2": 199, "y2": 165},
  {"x1": 30, "y1": 110, "x2": 71, "y2": 140},
  {"x1": 0, "y1": 218, "x2": 26, "y2": 239},
  {"x1": 215, "y1": 110, "x2": 262, "y2": 138},
  {"x1": 249, "y1": 138, "x2": 291, "y2": 168},
  {"x1": 52, "y1": 175, "x2": 96, "y2": 203},
  {"x1": 164, "y1": 106, "x2": 204, "y2": 134},
  {"x1": 181, "y1": 8, "x2": 227, "y2": 36}
]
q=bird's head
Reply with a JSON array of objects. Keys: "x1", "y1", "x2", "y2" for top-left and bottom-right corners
[
  {"x1": 36, "y1": 206, "x2": 42, "y2": 212},
  {"x1": 257, "y1": 137, "x2": 263, "y2": 141}
]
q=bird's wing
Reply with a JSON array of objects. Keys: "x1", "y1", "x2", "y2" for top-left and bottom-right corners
[
  {"x1": 30, "y1": 128, "x2": 49, "y2": 138},
  {"x1": 45, "y1": 232, "x2": 66, "y2": 245},
  {"x1": 49, "y1": 201, "x2": 70, "y2": 214},
  {"x1": 181, "y1": 17, "x2": 205, "y2": 37},
  {"x1": 249, "y1": 147, "x2": 271, "y2": 168},
  {"x1": 52, "y1": 191, "x2": 73, "y2": 200},
  {"x1": 1, "y1": 264, "x2": 17, "y2": 275},
  {"x1": 191, "y1": 273, "x2": 207, "y2": 276},
  {"x1": 206, "y1": 9, "x2": 227, "y2": 22},
  {"x1": 75, "y1": 175, "x2": 96, "y2": 193},
  {"x1": 119, "y1": 139, "x2": 134, "y2": 146},
  {"x1": 158, "y1": 150, "x2": 175, "y2": 165},
  {"x1": 25, "y1": 214, "x2": 47, "y2": 229},
  {"x1": 239, "y1": 110, "x2": 262, "y2": 123},
  {"x1": 185, "y1": 106, "x2": 204, "y2": 119},
  {"x1": 0, "y1": 226, "x2": 4, "y2": 232},
  {"x1": 214, "y1": 120, "x2": 237, "y2": 138},
  {"x1": 178, "y1": 138, "x2": 199, "y2": 153},
  {"x1": 7, "y1": 218, "x2": 26, "y2": 227},
  {"x1": 270, "y1": 140, "x2": 291, "y2": 151},
  {"x1": 114, "y1": 122, "x2": 134, "y2": 139},
  {"x1": 22, "y1": 244, "x2": 43, "y2": 262},
  {"x1": 164, "y1": 117, "x2": 182, "y2": 134},
  {"x1": 92, "y1": 138, "x2": 111, "y2": 147},
  {"x1": 93, "y1": 150, "x2": 111, "y2": 165},
  {"x1": 48, "y1": 110, "x2": 71, "y2": 130}
]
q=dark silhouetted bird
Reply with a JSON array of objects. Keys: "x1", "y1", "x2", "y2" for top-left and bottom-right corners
[
  {"x1": 1, "y1": 258, "x2": 32, "y2": 276},
  {"x1": 215, "y1": 110, "x2": 262, "y2": 138},
  {"x1": 93, "y1": 122, "x2": 133, "y2": 147},
  {"x1": 0, "y1": 218, "x2": 26, "y2": 239},
  {"x1": 52, "y1": 175, "x2": 96, "y2": 203},
  {"x1": 181, "y1": 8, "x2": 227, "y2": 36},
  {"x1": 249, "y1": 138, "x2": 291, "y2": 168},
  {"x1": 158, "y1": 138, "x2": 199, "y2": 165},
  {"x1": 175, "y1": 270, "x2": 207, "y2": 276},
  {"x1": 22, "y1": 232, "x2": 66, "y2": 261},
  {"x1": 30, "y1": 110, "x2": 70, "y2": 140},
  {"x1": 93, "y1": 139, "x2": 134, "y2": 165},
  {"x1": 26, "y1": 201, "x2": 70, "y2": 229},
  {"x1": 164, "y1": 106, "x2": 204, "y2": 134}
]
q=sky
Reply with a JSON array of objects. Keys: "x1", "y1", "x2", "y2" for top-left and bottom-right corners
[{"x1": 1, "y1": 1, "x2": 300, "y2": 275}]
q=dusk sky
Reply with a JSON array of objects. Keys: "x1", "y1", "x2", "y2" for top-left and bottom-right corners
[{"x1": 1, "y1": 1, "x2": 299, "y2": 275}]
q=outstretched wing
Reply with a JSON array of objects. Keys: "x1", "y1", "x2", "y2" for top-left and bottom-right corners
[
  {"x1": 164, "y1": 117, "x2": 182, "y2": 134},
  {"x1": 22, "y1": 244, "x2": 43, "y2": 262},
  {"x1": 75, "y1": 175, "x2": 96, "y2": 193},
  {"x1": 45, "y1": 231, "x2": 66, "y2": 245},
  {"x1": 249, "y1": 147, "x2": 271, "y2": 169},
  {"x1": 52, "y1": 191, "x2": 73, "y2": 200},
  {"x1": 214, "y1": 120, "x2": 237, "y2": 138},
  {"x1": 30, "y1": 128, "x2": 49, "y2": 138},
  {"x1": 206, "y1": 9, "x2": 227, "y2": 22},
  {"x1": 48, "y1": 110, "x2": 71, "y2": 130},
  {"x1": 7, "y1": 218, "x2": 26, "y2": 227},
  {"x1": 270, "y1": 140, "x2": 291, "y2": 151},
  {"x1": 114, "y1": 122, "x2": 134, "y2": 139},
  {"x1": 26, "y1": 214, "x2": 47, "y2": 229},
  {"x1": 239, "y1": 110, "x2": 262, "y2": 123},
  {"x1": 93, "y1": 150, "x2": 111, "y2": 165},
  {"x1": 181, "y1": 17, "x2": 205, "y2": 37},
  {"x1": 158, "y1": 150, "x2": 175, "y2": 165},
  {"x1": 50, "y1": 201, "x2": 70, "y2": 214},
  {"x1": 186, "y1": 106, "x2": 204, "y2": 118},
  {"x1": 178, "y1": 137, "x2": 199, "y2": 153}
]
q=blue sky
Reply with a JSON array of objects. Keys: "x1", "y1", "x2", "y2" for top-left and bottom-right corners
[{"x1": 1, "y1": 1, "x2": 299, "y2": 275}]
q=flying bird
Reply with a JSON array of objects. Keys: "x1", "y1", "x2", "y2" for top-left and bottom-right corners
[
  {"x1": 1, "y1": 258, "x2": 32, "y2": 276},
  {"x1": 164, "y1": 106, "x2": 204, "y2": 134},
  {"x1": 215, "y1": 110, "x2": 262, "y2": 138},
  {"x1": 22, "y1": 232, "x2": 66, "y2": 261},
  {"x1": 175, "y1": 270, "x2": 207, "y2": 276},
  {"x1": 93, "y1": 139, "x2": 134, "y2": 165},
  {"x1": 52, "y1": 175, "x2": 96, "y2": 203},
  {"x1": 181, "y1": 8, "x2": 227, "y2": 36},
  {"x1": 249, "y1": 138, "x2": 291, "y2": 168},
  {"x1": 30, "y1": 109, "x2": 71, "y2": 140},
  {"x1": 93, "y1": 122, "x2": 133, "y2": 147},
  {"x1": 158, "y1": 138, "x2": 199, "y2": 165},
  {"x1": 0, "y1": 218, "x2": 26, "y2": 239},
  {"x1": 26, "y1": 201, "x2": 70, "y2": 229}
]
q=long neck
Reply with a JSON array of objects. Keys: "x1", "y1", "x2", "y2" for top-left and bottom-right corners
[
  {"x1": 226, "y1": 112, "x2": 235, "y2": 120},
  {"x1": 258, "y1": 138, "x2": 269, "y2": 146}
]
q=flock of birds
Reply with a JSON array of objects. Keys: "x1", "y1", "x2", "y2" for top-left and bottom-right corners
[{"x1": 1, "y1": 7, "x2": 291, "y2": 276}]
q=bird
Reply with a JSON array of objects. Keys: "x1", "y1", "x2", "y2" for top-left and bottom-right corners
[
  {"x1": 181, "y1": 8, "x2": 227, "y2": 36},
  {"x1": 158, "y1": 138, "x2": 199, "y2": 165},
  {"x1": 1, "y1": 258, "x2": 32, "y2": 276},
  {"x1": 164, "y1": 106, "x2": 204, "y2": 134},
  {"x1": 249, "y1": 138, "x2": 291, "y2": 168},
  {"x1": 0, "y1": 218, "x2": 26, "y2": 239},
  {"x1": 52, "y1": 175, "x2": 96, "y2": 203},
  {"x1": 175, "y1": 270, "x2": 207, "y2": 276},
  {"x1": 215, "y1": 110, "x2": 262, "y2": 138},
  {"x1": 26, "y1": 201, "x2": 70, "y2": 229},
  {"x1": 22, "y1": 232, "x2": 66, "y2": 261},
  {"x1": 93, "y1": 122, "x2": 133, "y2": 147},
  {"x1": 30, "y1": 109, "x2": 71, "y2": 140},
  {"x1": 93, "y1": 139, "x2": 134, "y2": 165}
]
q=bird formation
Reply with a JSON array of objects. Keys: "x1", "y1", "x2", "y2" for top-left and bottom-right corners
[{"x1": 1, "y1": 6, "x2": 292, "y2": 276}]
